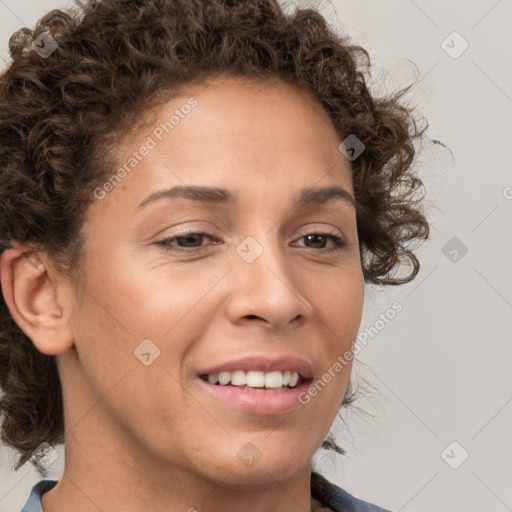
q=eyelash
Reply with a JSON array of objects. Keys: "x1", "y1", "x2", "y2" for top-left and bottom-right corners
[{"x1": 156, "y1": 229, "x2": 347, "y2": 253}]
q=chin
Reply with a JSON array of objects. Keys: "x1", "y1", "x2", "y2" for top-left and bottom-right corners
[{"x1": 199, "y1": 442, "x2": 312, "y2": 488}]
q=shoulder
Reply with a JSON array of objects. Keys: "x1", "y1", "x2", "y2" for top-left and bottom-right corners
[
  {"x1": 20, "y1": 479, "x2": 58, "y2": 512},
  {"x1": 311, "y1": 471, "x2": 393, "y2": 512}
]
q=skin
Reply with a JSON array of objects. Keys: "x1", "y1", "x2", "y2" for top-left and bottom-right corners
[{"x1": 1, "y1": 75, "x2": 364, "y2": 512}]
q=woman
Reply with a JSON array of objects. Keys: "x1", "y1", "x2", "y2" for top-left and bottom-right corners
[{"x1": 0, "y1": 1, "x2": 431, "y2": 511}]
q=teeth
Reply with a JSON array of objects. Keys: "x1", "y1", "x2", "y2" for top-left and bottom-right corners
[
  {"x1": 218, "y1": 371, "x2": 231, "y2": 385},
  {"x1": 204, "y1": 370, "x2": 302, "y2": 389},
  {"x1": 231, "y1": 370, "x2": 246, "y2": 386},
  {"x1": 247, "y1": 371, "x2": 265, "y2": 387},
  {"x1": 207, "y1": 373, "x2": 219, "y2": 384},
  {"x1": 265, "y1": 371, "x2": 283, "y2": 388}
]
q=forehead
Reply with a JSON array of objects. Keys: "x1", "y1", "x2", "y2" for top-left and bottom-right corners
[
  {"x1": 96, "y1": 75, "x2": 353, "y2": 214},
  {"x1": 181, "y1": 75, "x2": 339, "y2": 145},
  {"x1": 121, "y1": 75, "x2": 344, "y2": 162}
]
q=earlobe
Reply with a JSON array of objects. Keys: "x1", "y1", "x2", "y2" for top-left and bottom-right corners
[{"x1": 0, "y1": 243, "x2": 74, "y2": 355}]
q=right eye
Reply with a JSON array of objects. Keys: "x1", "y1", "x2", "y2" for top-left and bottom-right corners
[{"x1": 155, "y1": 230, "x2": 218, "y2": 252}]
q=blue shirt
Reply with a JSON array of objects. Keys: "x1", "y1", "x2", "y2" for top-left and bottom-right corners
[{"x1": 20, "y1": 472, "x2": 392, "y2": 511}]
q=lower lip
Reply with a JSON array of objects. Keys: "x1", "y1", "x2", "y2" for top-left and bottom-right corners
[{"x1": 197, "y1": 377, "x2": 310, "y2": 415}]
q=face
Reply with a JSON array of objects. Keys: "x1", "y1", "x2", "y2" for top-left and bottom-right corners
[{"x1": 52, "y1": 76, "x2": 365, "y2": 486}]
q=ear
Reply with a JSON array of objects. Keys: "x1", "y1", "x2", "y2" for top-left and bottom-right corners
[{"x1": 0, "y1": 241, "x2": 74, "y2": 355}]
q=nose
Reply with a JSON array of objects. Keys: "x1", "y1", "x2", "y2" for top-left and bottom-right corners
[{"x1": 224, "y1": 234, "x2": 312, "y2": 331}]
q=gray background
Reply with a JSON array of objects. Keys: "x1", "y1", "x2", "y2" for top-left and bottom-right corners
[{"x1": 0, "y1": 1, "x2": 511, "y2": 511}]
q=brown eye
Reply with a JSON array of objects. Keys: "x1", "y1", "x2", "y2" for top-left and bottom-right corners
[
  {"x1": 295, "y1": 232, "x2": 346, "y2": 252},
  {"x1": 156, "y1": 230, "x2": 215, "y2": 251},
  {"x1": 155, "y1": 230, "x2": 346, "y2": 253}
]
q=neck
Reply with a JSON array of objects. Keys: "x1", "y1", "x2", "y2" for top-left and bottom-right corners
[{"x1": 41, "y1": 429, "x2": 317, "y2": 512}]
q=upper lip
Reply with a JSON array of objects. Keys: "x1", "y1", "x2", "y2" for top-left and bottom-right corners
[{"x1": 198, "y1": 355, "x2": 313, "y2": 380}]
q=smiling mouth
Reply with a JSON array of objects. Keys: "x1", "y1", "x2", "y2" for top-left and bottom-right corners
[{"x1": 199, "y1": 370, "x2": 310, "y2": 391}]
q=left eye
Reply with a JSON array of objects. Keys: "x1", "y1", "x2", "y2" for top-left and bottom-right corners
[
  {"x1": 156, "y1": 230, "x2": 346, "y2": 252},
  {"x1": 295, "y1": 232, "x2": 346, "y2": 252}
]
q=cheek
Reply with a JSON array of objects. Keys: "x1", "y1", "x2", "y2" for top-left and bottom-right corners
[
  {"x1": 67, "y1": 264, "x2": 203, "y2": 453},
  {"x1": 69, "y1": 256, "x2": 230, "y2": 429},
  {"x1": 112, "y1": 260, "x2": 226, "y2": 335},
  {"x1": 308, "y1": 264, "x2": 365, "y2": 342},
  {"x1": 304, "y1": 264, "x2": 364, "y2": 400},
  {"x1": 80, "y1": 253, "x2": 216, "y2": 345}
]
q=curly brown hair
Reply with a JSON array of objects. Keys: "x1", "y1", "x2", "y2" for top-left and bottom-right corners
[{"x1": 0, "y1": 0, "x2": 432, "y2": 475}]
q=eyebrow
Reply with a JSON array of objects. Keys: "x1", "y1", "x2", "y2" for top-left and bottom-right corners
[{"x1": 137, "y1": 184, "x2": 356, "y2": 210}]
